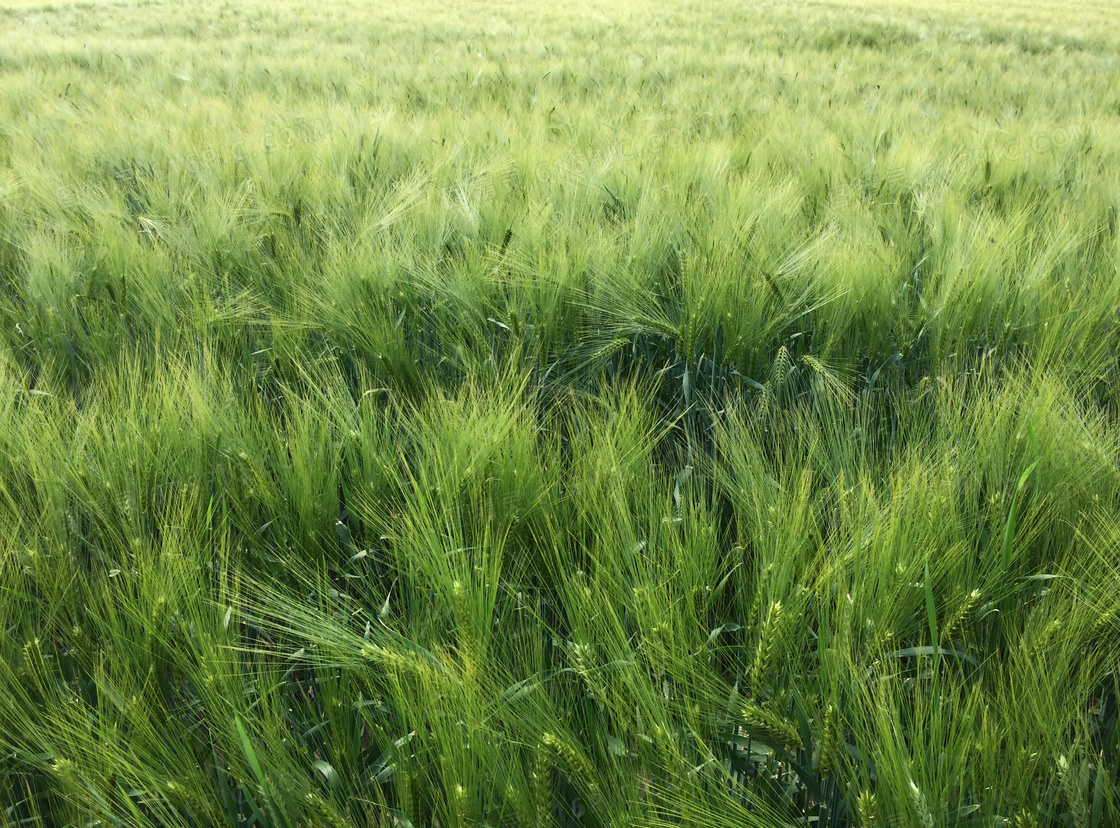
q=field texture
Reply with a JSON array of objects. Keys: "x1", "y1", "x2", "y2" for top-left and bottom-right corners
[{"x1": 2, "y1": 0, "x2": 1120, "y2": 825}]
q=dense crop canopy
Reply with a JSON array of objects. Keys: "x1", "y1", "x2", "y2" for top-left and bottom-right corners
[{"x1": 1, "y1": 0, "x2": 1119, "y2": 825}]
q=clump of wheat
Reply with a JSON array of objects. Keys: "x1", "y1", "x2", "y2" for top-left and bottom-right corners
[
  {"x1": 856, "y1": 790, "x2": 877, "y2": 826},
  {"x1": 750, "y1": 600, "x2": 784, "y2": 695},
  {"x1": 941, "y1": 588, "x2": 982, "y2": 643},
  {"x1": 817, "y1": 703, "x2": 838, "y2": 777},
  {"x1": 1057, "y1": 755, "x2": 1088, "y2": 828},
  {"x1": 742, "y1": 702, "x2": 802, "y2": 750},
  {"x1": 908, "y1": 778, "x2": 935, "y2": 828}
]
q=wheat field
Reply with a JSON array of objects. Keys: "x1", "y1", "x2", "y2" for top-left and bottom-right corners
[{"x1": 1, "y1": 0, "x2": 1119, "y2": 825}]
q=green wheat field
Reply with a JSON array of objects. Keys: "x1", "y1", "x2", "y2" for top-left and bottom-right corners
[{"x1": 1, "y1": 0, "x2": 1119, "y2": 825}]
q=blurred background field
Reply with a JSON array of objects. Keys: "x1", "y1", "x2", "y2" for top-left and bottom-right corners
[{"x1": 1, "y1": 0, "x2": 1119, "y2": 825}]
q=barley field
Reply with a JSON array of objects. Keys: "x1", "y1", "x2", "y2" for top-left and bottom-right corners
[{"x1": 1, "y1": 0, "x2": 1119, "y2": 825}]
